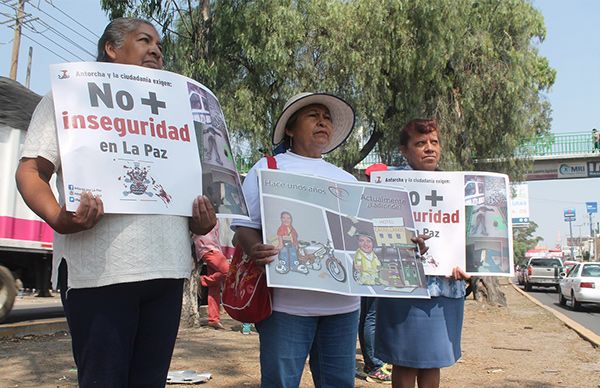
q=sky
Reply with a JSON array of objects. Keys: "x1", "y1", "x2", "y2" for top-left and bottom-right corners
[{"x1": 0, "y1": 1, "x2": 598, "y2": 249}]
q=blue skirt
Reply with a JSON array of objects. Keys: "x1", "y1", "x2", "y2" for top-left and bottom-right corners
[{"x1": 374, "y1": 296, "x2": 464, "y2": 368}]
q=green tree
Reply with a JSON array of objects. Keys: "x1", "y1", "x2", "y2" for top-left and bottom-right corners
[
  {"x1": 101, "y1": 0, "x2": 554, "y2": 177},
  {"x1": 100, "y1": 0, "x2": 555, "y2": 309},
  {"x1": 513, "y1": 221, "x2": 543, "y2": 266}
]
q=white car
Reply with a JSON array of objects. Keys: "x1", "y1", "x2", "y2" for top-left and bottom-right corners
[{"x1": 558, "y1": 262, "x2": 600, "y2": 310}]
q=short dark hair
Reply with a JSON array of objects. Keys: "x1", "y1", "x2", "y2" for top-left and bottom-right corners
[
  {"x1": 399, "y1": 119, "x2": 439, "y2": 146},
  {"x1": 97, "y1": 17, "x2": 157, "y2": 62}
]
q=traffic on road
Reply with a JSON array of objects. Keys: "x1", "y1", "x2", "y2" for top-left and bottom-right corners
[{"x1": 518, "y1": 273, "x2": 600, "y2": 337}]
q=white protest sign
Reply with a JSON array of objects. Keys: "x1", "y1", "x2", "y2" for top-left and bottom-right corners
[
  {"x1": 50, "y1": 62, "x2": 248, "y2": 219},
  {"x1": 371, "y1": 170, "x2": 513, "y2": 277}
]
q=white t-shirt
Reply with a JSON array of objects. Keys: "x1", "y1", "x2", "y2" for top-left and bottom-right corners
[
  {"x1": 21, "y1": 93, "x2": 192, "y2": 289},
  {"x1": 232, "y1": 151, "x2": 360, "y2": 316}
]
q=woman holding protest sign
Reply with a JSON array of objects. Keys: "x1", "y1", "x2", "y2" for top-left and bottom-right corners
[
  {"x1": 374, "y1": 119, "x2": 470, "y2": 388},
  {"x1": 231, "y1": 92, "x2": 363, "y2": 387},
  {"x1": 16, "y1": 18, "x2": 216, "y2": 388}
]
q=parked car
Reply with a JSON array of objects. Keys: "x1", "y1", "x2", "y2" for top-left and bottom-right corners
[
  {"x1": 523, "y1": 257, "x2": 563, "y2": 292},
  {"x1": 558, "y1": 262, "x2": 600, "y2": 310},
  {"x1": 562, "y1": 260, "x2": 580, "y2": 276}
]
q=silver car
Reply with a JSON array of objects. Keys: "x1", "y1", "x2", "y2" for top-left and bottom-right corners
[{"x1": 558, "y1": 262, "x2": 600, "y2": 310}]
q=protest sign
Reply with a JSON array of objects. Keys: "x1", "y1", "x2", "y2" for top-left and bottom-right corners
[
  {"x1": 371, "y1": 170, "x2": 514, "y2": 277},
  {"x1": 49, "y1": 62, "x2": 248, "y2": 219},
  {"x1": 260, "y1": 170, "x2": 429, "y2": 298}
]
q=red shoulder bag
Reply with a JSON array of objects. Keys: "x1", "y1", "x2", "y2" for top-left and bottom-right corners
[{"x1": 222, "y1": 156, "x2": 276, "y2": 323}]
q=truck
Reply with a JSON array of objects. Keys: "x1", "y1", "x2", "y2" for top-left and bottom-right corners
[
  {"x1": 523, "y1": 255, "x2": 564, "y2": 292},
  {"x1": 0, "y1": 77, "x2": 54, "y2": 322}
]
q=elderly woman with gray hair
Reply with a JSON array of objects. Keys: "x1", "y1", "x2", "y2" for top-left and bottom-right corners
[{"x1": 16, "y1": 18, "x2": 216, "y2": 387}]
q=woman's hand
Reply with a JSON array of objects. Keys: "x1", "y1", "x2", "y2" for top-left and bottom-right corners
[
  {"x1": 235, "y1": 227, "x2": 279, "y2": 267},
  {"x1": 189, "y1": 195, "x2": 217, "y2": 235},
  {"x1": 450, "y1": 266, "x2": 471, "y2": 280},
  {"x1": 248, "y1": 242, "x2": 279, "y2": 266},
  {"x1": 411, "y1": 234, "x2": 431, "y2": 255},
  {"x1": 50, "y1": 192, "x2": 104, "y2": 234},
  {"x1": 16, "y1": 157, "x2": 104, "y2": 235}
]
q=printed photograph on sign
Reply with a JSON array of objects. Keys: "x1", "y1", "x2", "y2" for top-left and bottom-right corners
[
  {"x1": 187, "y1": 81, "x2": 249, "y2": 219},
  {"x1": 260, "y1": 170, "x2": 429, "y2": 298},
  {"x1": 465, "y1": 174, "x2": 512, "y2": 274}
]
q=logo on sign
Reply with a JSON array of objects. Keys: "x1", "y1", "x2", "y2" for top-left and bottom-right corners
[{"x1": 558, "y1": 163, "x2": 586, "y2": 177}]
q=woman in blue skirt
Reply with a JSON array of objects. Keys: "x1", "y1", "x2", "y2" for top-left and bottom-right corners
[{"x1": 375, "y1": 119, "x2": 471, "y2": 388}]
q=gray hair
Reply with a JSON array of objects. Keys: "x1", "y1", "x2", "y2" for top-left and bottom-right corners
[{"x1": 96, "y1": 17, "x2": 157, "y2": 62}]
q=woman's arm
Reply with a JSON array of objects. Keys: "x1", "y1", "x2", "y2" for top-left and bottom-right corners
[
  {"x1": 234, "y1": 226, "x2": 279, "y2": 266},
  {"x1": 16, "y1": 157, "x2": 104, "y2": 234}
]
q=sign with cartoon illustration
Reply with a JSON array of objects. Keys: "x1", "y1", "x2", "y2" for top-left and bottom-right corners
[
  {"x1": 49, "y1": 62, "x2": 248, "y2": 218},
  {"x1": 259, "y1": 170, "x2": 429, "y2": 298},
  {"x1": 371, "y1": 170, "x2": 513, "y2": 277}
]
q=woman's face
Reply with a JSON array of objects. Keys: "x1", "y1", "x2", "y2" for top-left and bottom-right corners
[
  {"x1": 358, "y1": 235, "x2": 374, "y2": 253},
  {"x1": 285, "y1": 104, "x2": 333, "y2": 158},
  {"x1": 281, "y1": 213, "x2": 292, "y2": 226},
  {"x1": 400, "y1": 130, "x2": 441, "y2": 171},
  {"x1": 105, "y1": 23, "x2": 163, "y2": 69}
]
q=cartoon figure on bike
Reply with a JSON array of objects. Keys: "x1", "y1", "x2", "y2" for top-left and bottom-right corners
[{"x1": 274, "y1": 211, "x2": 347, "y2": 282}]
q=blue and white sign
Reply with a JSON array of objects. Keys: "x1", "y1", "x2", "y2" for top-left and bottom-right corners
[
  {"x1": 511, "y1": 183, "x2": 530, "y2": 226},
  {"x1": 586, "y1": 202, "x2": 597, "y2": 214}
]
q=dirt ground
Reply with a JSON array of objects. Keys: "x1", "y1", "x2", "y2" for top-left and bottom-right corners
[{"x1": 1, "y1": 282, "x2": 600, "y2": 388}]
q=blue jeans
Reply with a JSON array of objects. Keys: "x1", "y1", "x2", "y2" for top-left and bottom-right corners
[
  {"x1": 255, "y1": 310, "x2": 359, "y2": 388},
  {"x1": 279, "y1": 241, "x2": 299, "y2": 270},
  {"x1": 358, "y1": 297, "x2": 384, "y2": 372}
]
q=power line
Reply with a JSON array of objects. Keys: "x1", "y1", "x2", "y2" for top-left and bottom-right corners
[
  {"x1": 43, "y1": 0, "x2": 100, "y2": 40},
  {"x1": 27, "y1": 0, "x2": 97, "y2": 45},
  {"x1": 1, "y1": 0, "x2": 94, "y2": 61},
  {"x1": 32, "y1": 18, "x2": 95, "y2": 58},
  {"x1": 20, "y1": 21, "x2": 86, "y2": 60},
  {"x1": 18, "y1": 27, "x2": 69, "y2": 61}
]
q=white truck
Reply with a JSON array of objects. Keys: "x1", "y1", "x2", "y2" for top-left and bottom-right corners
[{"x1": 0, "y1": 77, "x2": 54, "y2": 322}]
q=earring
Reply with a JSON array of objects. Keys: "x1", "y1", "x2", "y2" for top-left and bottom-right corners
[{"x1": 289, "y1": 136, "x2": 293, "y2": 150}]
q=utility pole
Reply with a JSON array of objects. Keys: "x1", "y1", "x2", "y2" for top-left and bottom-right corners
[
  {"x1": 9, "y1": 0, "x2": 25, "y2": 80},
  {"x1": 568, "y1": 219, "x2": 574, "y2": 259},
  {"x1": 25, "y1": 46, "x2": 33, "y2": 88}
]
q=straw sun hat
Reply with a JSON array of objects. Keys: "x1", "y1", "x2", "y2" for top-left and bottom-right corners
[{"x1": 272, "y1": 92, "x2": 355, "y2": 154}]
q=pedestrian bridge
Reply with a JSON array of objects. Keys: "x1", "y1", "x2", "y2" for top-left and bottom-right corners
[{"x1": 356, "y1": 131, "x2": 600, "y2": 181}]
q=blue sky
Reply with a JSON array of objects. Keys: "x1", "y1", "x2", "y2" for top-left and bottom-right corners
[{"x1": 1, "y1": 1, "x2": 597, "y2": 248}]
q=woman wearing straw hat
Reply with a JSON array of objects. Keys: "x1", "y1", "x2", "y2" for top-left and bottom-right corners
[{"x1": 231, "y1": 92, "x2": 359, "y2": 387}]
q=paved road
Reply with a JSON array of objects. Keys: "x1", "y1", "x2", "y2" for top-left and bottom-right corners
[{"x1": 522, "y1": 285, "x2": 600, "y2": 337}]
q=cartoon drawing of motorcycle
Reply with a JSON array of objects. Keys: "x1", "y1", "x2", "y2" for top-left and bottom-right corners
[{"x1": 297, "y1": 240, "x2": 347, "y2": 283}]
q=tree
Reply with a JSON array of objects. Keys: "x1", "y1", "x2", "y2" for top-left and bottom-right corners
[
  {"x1": 513, "y1": 221, "x2": 543, "y2": 266},
  {"x1": 100, "y1": 0, "x2": 556, "y2": 310},
  {"x1": 101, "y1": 0, "x2": 554, "y2": 176}
]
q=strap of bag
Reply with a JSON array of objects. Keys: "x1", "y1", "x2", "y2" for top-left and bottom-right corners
[{"x1": 265, "y1": 155, "x2": 277, "y2": 170}]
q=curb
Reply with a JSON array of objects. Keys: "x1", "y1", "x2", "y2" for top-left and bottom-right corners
[
  {"x1": 0, "y1": 317, "x2": 68, "y2": 338},
  {"x1": 511, "y1": 282, "x2": 600, "y2": 348}
]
